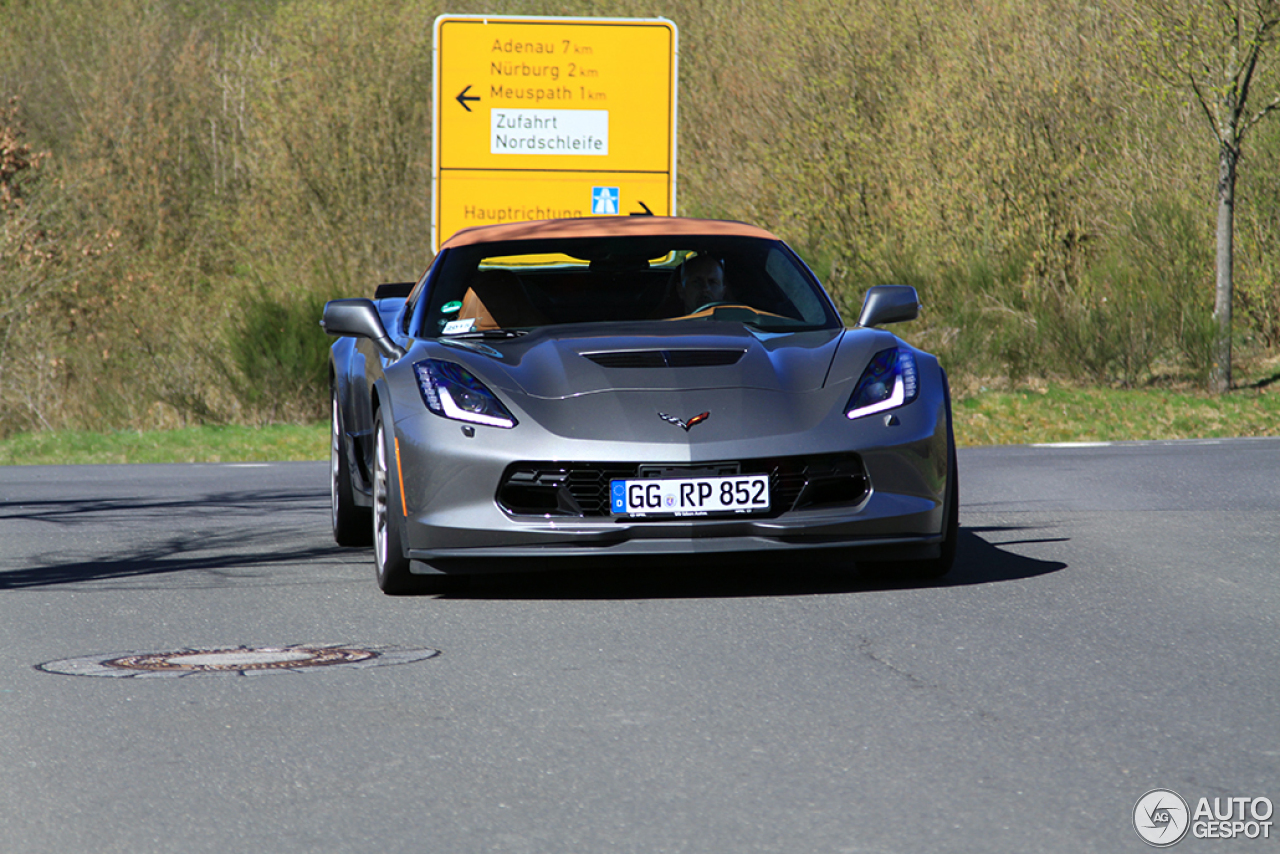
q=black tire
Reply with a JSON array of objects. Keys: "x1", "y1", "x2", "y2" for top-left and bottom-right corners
[
  {"x1": 331, "y1": 390, "x2": 372, "y2": 547},
  {"x1": 373, "y1": 410, "x2": 417, "y2": 595}
]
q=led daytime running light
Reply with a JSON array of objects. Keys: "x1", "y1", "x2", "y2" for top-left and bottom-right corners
[
  {"x1": 846, "y1": 348, "x2": 919, "y2": 420},
  {"x1": 414, "y1": 359, "x2": 517, "y2": 429}
]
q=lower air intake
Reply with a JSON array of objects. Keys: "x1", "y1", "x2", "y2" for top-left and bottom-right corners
[{"x1": 497, "y1": 454, "x2": 868, "y2": 518}]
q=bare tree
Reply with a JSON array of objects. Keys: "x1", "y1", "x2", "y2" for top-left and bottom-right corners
[{"x1": 1135, "y1": 0, "x2": 1280, "y2": 392}]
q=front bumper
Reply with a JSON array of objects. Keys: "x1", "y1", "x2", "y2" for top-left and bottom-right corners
[{"x1": 390, "y1": 387, "x2": 950, "y2": 571}]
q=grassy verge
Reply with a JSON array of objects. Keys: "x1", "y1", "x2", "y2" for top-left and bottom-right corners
[
  {"x1": 0, "y1": 423, "x2": 328, "y2": 466},
  {"x1": 954, "y1": 384, "x2": 1279, "y2": 446},
  {"x1": 0, "y1": 385, "x2": 1276, "y2": 465}
]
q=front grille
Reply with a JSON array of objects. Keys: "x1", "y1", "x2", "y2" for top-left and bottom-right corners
[
  {"x1": 497, "y1": 454, "x2": 868, "y2": 518},
  {"x1": 582, "y1": 349, "x2": 746, "y2": 369}
]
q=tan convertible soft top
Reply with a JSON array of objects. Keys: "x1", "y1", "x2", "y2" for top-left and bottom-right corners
[{"x1": 440, "y1": 216, "x2": 780, "y2": 249}]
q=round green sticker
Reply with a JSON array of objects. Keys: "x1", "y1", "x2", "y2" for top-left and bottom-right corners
[{"x1": 442, "y1": 300, "x2": 462, "y2": 314}]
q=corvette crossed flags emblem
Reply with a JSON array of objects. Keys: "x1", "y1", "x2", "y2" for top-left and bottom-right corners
[{"x1": 658, "y1": 411, "x2": 710, "y2": 431}]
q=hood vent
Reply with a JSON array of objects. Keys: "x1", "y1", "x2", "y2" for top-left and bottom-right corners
[{"x1": 583, "y1": 349, "x2": 746, "y2": 369}]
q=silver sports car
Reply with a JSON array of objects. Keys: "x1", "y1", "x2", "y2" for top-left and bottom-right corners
[{"x1": 323, "y1": 217, "x2": 957, "y2": 593}]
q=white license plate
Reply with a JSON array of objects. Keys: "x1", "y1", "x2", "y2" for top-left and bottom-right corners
[{"x1": 609, "y1": 475, "x2": 770, "y2": 516}]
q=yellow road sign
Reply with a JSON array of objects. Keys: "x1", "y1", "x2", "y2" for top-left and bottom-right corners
[{"x1": 433, "y1": 15, "x2": 677, "y2": 250}]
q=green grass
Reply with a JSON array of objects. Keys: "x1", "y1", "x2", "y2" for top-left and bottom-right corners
[
  {"x1": 954, "y1": 384, "x2": 1280, "y2": 446},
  {"x1": 0, "y1": 385, "x2": 1277, "y2": 464},
  {"x1": 0, "y1": 423, "x2": 328, "y2": 466}
]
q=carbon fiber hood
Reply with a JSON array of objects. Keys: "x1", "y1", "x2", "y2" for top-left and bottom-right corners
[{"x1": 446, "y1": 323, "x2": 848, "y2": 400}]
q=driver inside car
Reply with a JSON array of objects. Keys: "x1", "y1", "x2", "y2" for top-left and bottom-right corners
[{"x1": 677, "y1": 254, "x2": 729, "y2": 314}]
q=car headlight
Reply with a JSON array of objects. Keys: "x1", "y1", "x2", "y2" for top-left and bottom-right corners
[
  {"x1": 845, "y1": 347, "x2": 919, "y2": 419},
  {"x1": 414, "y1": 359, "x2": 517, "y2": 428}
]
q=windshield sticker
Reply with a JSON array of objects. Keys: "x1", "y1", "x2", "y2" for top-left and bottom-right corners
[
  {"x1": 442, "y1": 300, "x2": 463, "y2": 314},
  {"x1": 442, "y1": 318, "x2": 477, "y2": 335}
]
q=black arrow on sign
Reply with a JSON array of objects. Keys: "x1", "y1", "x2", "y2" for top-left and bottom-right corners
[
  {"x1": 629, "y1": 201, "x2": 655, "y2": 216},
  {"x1": 456, "y1": 85, "x2": 480, "y2": 112}
]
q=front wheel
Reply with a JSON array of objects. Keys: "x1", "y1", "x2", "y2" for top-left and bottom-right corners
[{"x1": 373, "y1": 411, "x2": 416, "y2": 595}]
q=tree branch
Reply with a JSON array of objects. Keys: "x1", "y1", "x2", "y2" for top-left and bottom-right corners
[
  {"x1": 1244, "y1": 91, "x2": 1280, "y2": 130},
  {"x1": 1234, "y1": 39, "x2": 1262, "y2": 126},
  {"x1": 1188, "y1": 73, "x2": 1232, "y2": 148}
]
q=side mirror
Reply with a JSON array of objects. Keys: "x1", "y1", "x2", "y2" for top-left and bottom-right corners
[
  {"x1": 321, "y1": 298, "x2": 406, "y2": 361},
  {"x1": 856, "y1": 285, "x2": 919, "y2": 328}
]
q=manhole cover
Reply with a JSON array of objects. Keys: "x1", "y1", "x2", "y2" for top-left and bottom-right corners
[{"x1": 36, "y1": 644, "x2": 439, "y2": 678}]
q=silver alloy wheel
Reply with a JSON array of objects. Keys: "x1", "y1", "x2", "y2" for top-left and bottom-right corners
[{"x1": 373, "y1": 419, "x2": 390, "y2": 572}]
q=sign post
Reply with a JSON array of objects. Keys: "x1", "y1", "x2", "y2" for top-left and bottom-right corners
[{"x1": 432, "y1": 15, "x2": 678, "y2": 251}]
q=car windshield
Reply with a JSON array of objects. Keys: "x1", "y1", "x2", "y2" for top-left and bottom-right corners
[{"x1": 419, "y1": 235, "x2": 840, "y2": 338}]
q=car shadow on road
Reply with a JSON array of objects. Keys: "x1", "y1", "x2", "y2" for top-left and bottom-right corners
[
  {"x1": 441, "y1": 524, "x2": 1068, "y2": 601},
  {"x1": 0, "y1": 490, "x2": 346, "y2": 590},
  {"x1": 0, "y1": 530, "x2": 350, "y2": 590}
]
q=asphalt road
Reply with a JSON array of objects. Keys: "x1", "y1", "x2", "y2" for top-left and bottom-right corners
[{"x1": 1, "y1": 439, "x2": 1277, "y2": 853}]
